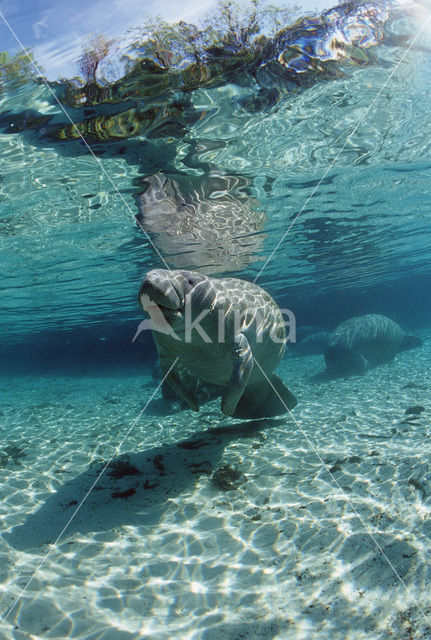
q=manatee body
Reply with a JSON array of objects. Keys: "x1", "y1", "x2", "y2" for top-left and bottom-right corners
[
  {"x1": 138, "y1": 269, "x2": 297, "y2": 419},
  {"x1": 324, "y1": 314, "x2": 422, "y2": 375},
  {"x1": 295, "y1": 325, "x2": 327, "y2": 343}
]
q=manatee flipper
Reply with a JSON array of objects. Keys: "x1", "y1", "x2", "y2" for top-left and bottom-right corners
[
  {"x1": 221, "y1": 333, "x2": 253, "y2": 417},
  {"x1": 232, "y1": 374, "x2": 297, "y2": 419},
  {"x1": 159, "y1": 356, "x2": 199, "y2": 412}
]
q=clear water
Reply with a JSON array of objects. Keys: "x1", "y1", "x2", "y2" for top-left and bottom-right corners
[{"x1": 1, "y1": 1, "x2": 431, "y2": 638}]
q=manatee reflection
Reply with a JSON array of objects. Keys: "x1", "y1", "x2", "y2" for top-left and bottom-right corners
[{"x1": 135, "y1": 173, "x2": 266, "y2": 273}]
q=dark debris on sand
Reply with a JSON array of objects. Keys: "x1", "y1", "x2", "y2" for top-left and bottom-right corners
[
  {"x1": 107, "y1": 459, "x2": 141, "y2": 479},
  {"x1": 211, "y1": 464, "x2": 245, "y2": 491},
  {"x1": 0, "y1": 441, "x2": 28, "y2": 468},
  {"x1": 404, "y1": 405, "x2": 426, "y2": 415}
]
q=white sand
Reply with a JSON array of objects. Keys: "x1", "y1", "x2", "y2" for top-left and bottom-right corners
[{"x1": 0, "y1": 332, "x2": 430, "y2": 639}]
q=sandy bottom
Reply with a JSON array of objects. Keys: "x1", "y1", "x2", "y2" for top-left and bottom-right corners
[{"x1": 1, "y1": 332, "x2": 431, "y2": 640}]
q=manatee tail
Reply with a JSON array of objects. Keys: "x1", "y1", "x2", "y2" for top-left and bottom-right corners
[
  {"x1": 400, "y1": 334, "x2": 423, "y2": 352},
  {"x1": 231, "y1": 374, "x2": 297, "y2": 419}
]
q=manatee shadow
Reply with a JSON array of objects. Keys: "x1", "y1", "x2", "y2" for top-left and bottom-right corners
[
  {"x1": 144, "y1": 397, "x2": 186, "y2": 416},
  {"x1": 308, "y1": 369, "x2": 367, "y2": 383},
  {"x1": 4, "y1": 419, "x2": 284, "y2": 552},
  {"x1": 200, "y1": 608, "x2": 379, "y2": 640},
  {"x1": 338, "y1": 533, "x2": 416, "y2": 590},
  {"x1": 308, "y1": 370, "x2": 331, "y2": 383}
]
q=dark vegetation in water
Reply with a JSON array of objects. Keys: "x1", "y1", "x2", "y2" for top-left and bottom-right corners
[
  {"x1": 152, "y1": 454, "x2": 166, "y2": 475},
  {"x1": 211, "y1": 463, "x2": 245, "y2": 490},
  {"x1": 404, "y1": 406, "x2": 425, "y2": 416},
  {"x1": 0, "y1": 442, "x2": 28, "y2": 468},
  {"x1": 108, "y1": 459, "x2": 141, "y2": 478},
  {"x1": 111, "y1": 487, "x2": 137, "y2": 499}
]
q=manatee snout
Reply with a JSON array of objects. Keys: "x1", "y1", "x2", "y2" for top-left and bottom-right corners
[
  {"x1": 138, "y1": 269, "x2": 184, "y2": 311},
  {"x1": 139, "y1": 269, "x2": 209, "y2": 312}
]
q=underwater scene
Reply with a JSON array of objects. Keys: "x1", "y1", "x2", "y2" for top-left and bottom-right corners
[{"x1": 1, "y1": 0, "x2": 431, "y2": 637}]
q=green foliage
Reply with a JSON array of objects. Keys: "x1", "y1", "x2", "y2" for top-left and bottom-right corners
[
  {"x1": 131, "y1": 17, "x2": 210, "y2": 69},
  {"x1": 205, "y1": 0, "x2": 300, "y2": 48},
  {"x1": 204, "y1": 0, "x2": 263, "y2": 51},
  {"x1": 129, "y1": 0, "x2": 299, "y2": 70},
  {"x1": 0, "y1": 50, "x2": 40, "y2": 88}
]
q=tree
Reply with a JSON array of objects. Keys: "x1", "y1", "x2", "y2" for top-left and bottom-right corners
[
  {"x1": 78, "y1": 35, "x2": 113, "y2": 84},
  {"x1": 130, "y1": 17, "x2": 210, "y2": 70},
  {"x1": 129, "y1": 0, "x2": 298, "y2": 70},
  {"x1": 205, "y1": 0, "x2": 261, "y2": 53}
]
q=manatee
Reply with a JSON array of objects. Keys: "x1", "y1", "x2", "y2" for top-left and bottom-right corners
[
  {"x1": 135, "y1": 173, "x2": 266, "y2": 274},
  {"x1": 138, "y1": 269, "x2": 297, "y2": 419},
  {"x1": 289, "y1": 331, "x2": 331, "y2": 357},
  {"x1": 295, "y1": 325, "x2": 327, "y2": 343},
  {"x1": 151, "y1": 360, "x2": 222, "y2": 407},
  {"x1": 324, "y1": 314, "x2": 422, "y2": 376}
]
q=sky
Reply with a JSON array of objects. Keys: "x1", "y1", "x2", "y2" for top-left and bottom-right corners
[{"x1": 0, "y1": 0, "x2": 337, "y2": 80}]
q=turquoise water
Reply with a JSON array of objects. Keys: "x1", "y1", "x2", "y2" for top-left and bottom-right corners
[{"x1": 1, "y1": 0, "x2": 431, "y2": 638}]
